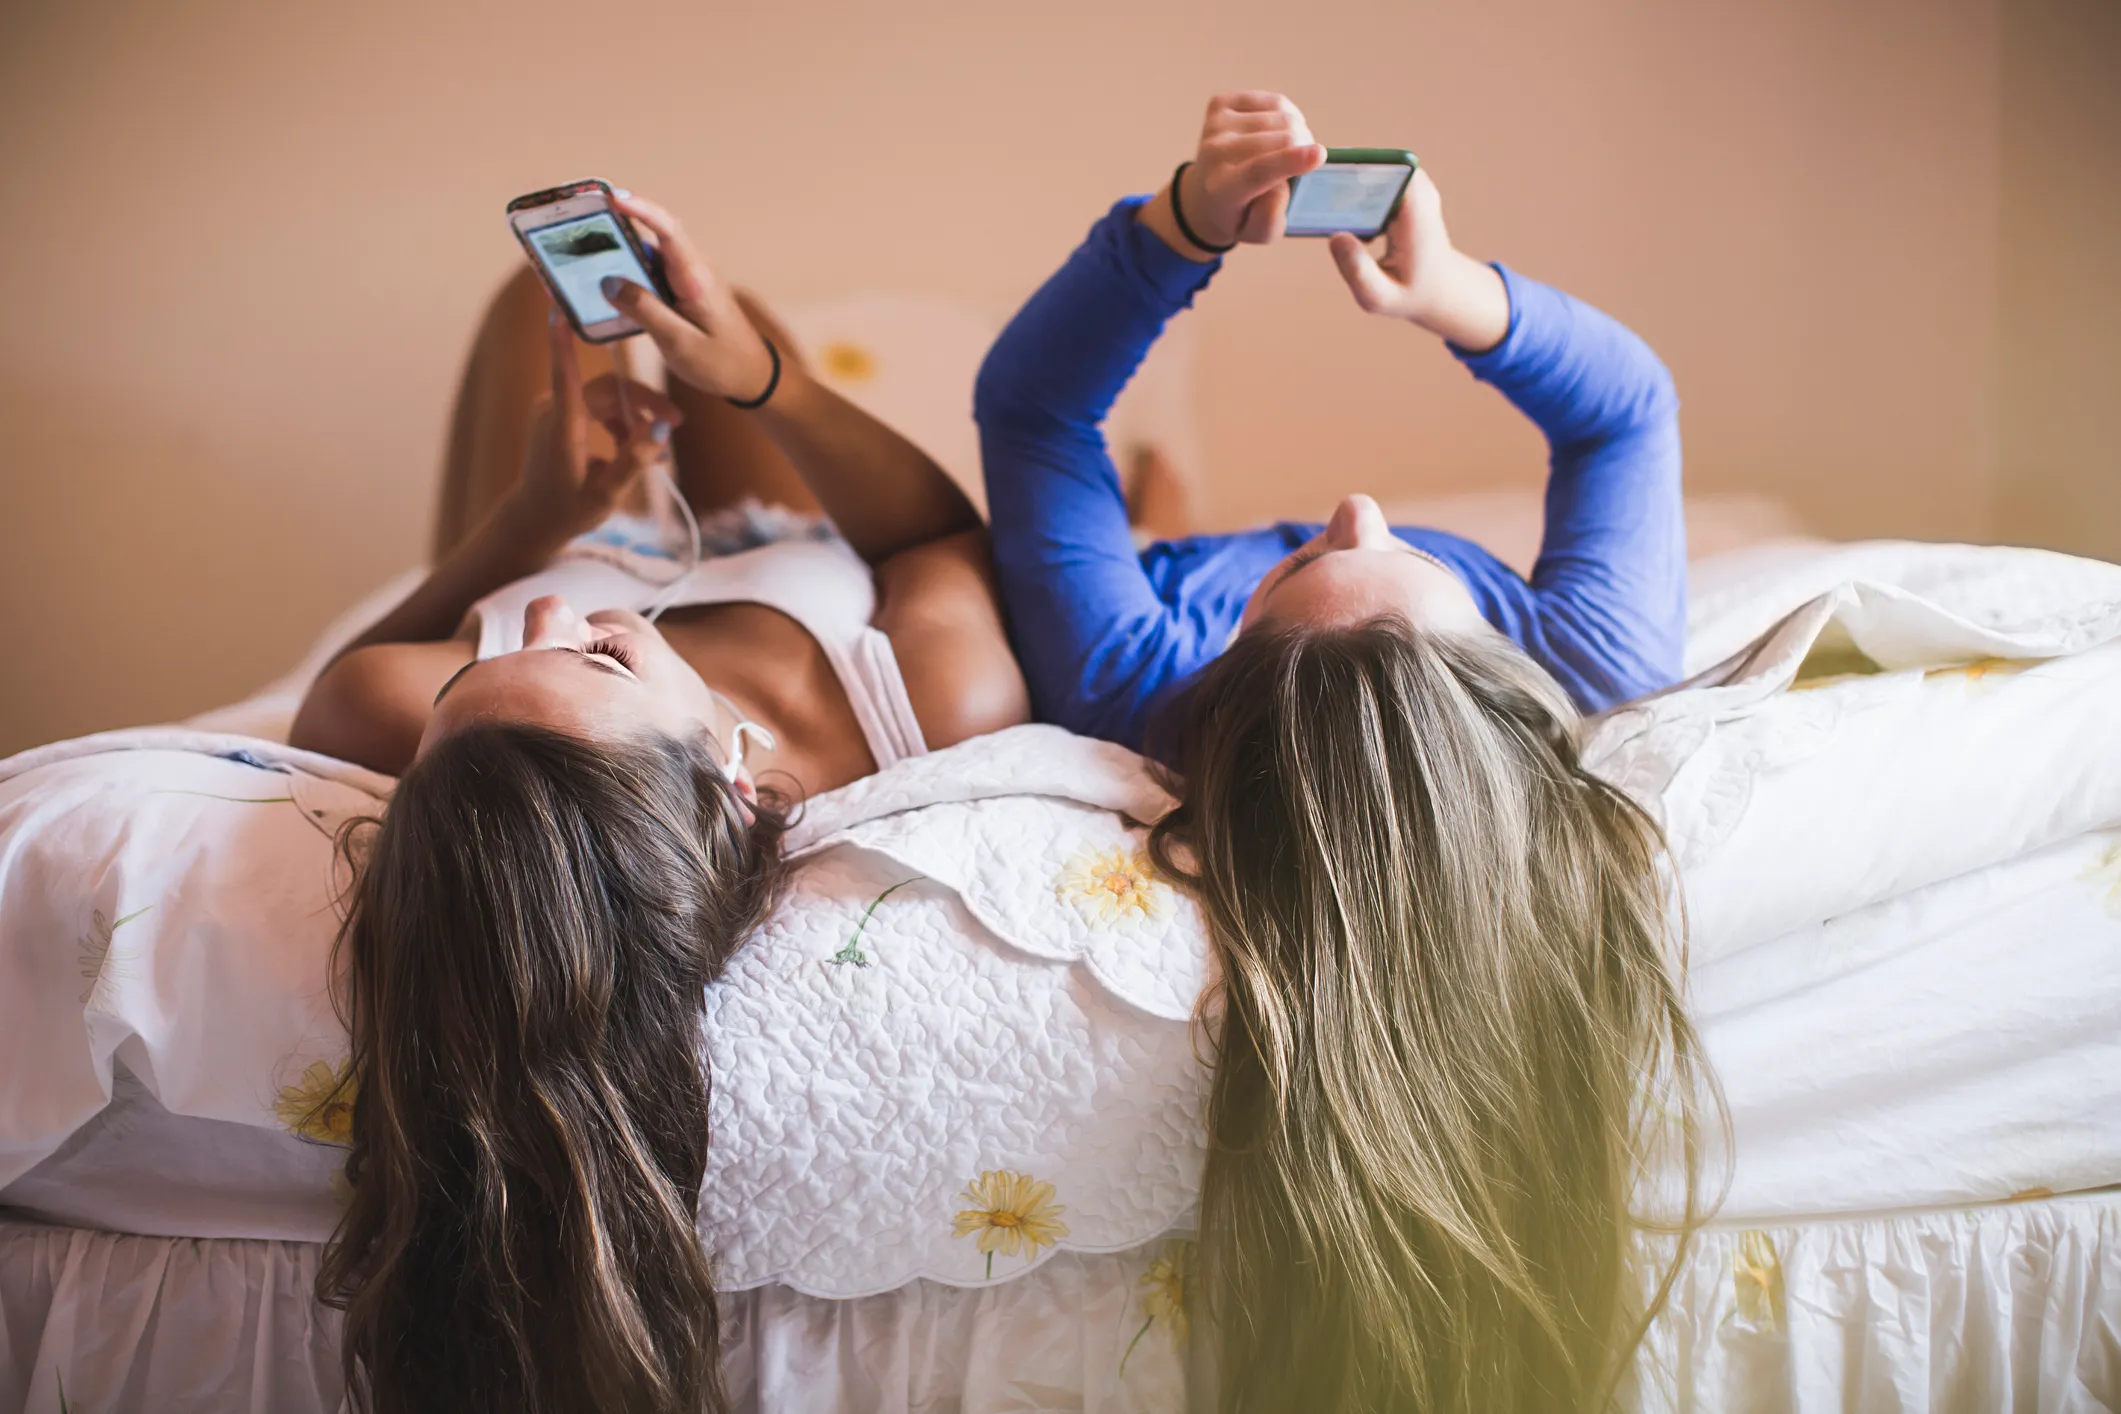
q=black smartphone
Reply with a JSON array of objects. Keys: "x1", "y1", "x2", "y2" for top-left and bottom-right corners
[{"x1": 506, "y1": 179, "x2": 672, "y2": 343}]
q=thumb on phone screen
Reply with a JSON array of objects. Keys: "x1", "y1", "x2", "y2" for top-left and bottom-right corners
[
  {"x1": 598, "y1": 267, "x2": 774, "y2": 403},
  {"x1": 602, "y1": 275, "x2": 692, "y2": 344},
  {"x1": 1329, "y1": 233, "x2": 1406, "y2": 316}
]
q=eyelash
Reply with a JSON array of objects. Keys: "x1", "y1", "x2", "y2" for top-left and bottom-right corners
[{"x1": 578, "y1": 640, "x2": 638, "y2": 670}]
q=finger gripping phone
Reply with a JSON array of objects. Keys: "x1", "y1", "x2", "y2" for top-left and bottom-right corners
[
  {"x1": 506, "y1": 179, "x2": 671, "y2": 343},
  {"x1": 1285, "y1": 149, "x2": 1419, "y2": 239}
]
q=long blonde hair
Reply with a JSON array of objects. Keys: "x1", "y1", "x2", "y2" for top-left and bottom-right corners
[{"x1": 1148, "y1": 618, "x2": 1719, "y2": 1413}]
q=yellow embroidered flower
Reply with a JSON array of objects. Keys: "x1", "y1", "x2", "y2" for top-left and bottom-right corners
[
  {"x1": 1732, "y1": 1229, "x2": 1784, "y2": 1333},
  {"x1": 818, "y1": 340, "x2": 878, "y2": 383},
  {"x1": 276, "y1": 1059, "x2": 356, "y2": 1145},
  {"x1": 952, "y1": 1169, "x2": 1069, "y2": 1277},
  {"x1": 2080, "y1": 840, "x2": 2121, "y2": 917},
  {"x1": 1055, "y1": 846, "x2": 1168, "y2": 925},
  {"x1": 1924, "y1": 657, "x2": 2034, "y2": 692},
  {"x1": 1120, "y1": 1238, "x2": 1195, "y2": 1374},
  {"x1": 1140, "y1": 1239, "x2": 1191, "y2": 1340}
]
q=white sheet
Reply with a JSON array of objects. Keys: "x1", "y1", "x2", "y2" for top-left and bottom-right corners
[
  {"x1": 1703, "y1": 830, "x2": 2121, "y2": 1219},
  {"x1": 4, "y1": 541, "x2": 2121, "y2": 1300}
]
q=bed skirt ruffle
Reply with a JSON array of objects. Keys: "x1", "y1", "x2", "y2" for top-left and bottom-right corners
[
  {"x1": 0, "y1": 1226, "x2": 1186, "y2": 1413},
  {"x1": 2, "y1": 1193, "x2": 2115, "y2": 1412},
  {"x1": 1641, "y1": 1192, "x2": 2120, "y2": 1411}
]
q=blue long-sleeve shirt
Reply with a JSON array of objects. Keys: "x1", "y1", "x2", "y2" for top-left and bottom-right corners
[{"x1": 975, "y1": 196, "x2": 1685, "y2": 752}]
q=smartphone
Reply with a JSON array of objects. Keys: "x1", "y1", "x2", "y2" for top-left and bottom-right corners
[
  {"x1": 1284, "y1": 149, "x2": 1420, "y2": 239},
  {"x1": 506, "y1": 179, "x2": 671, "y2": 343}
]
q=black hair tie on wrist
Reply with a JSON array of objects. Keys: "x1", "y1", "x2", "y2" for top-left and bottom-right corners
[
  {"x1": 726, "y1": 335, "x2": 781, "y2": 410},
  {"x1": 1169, "y1": 161, "x2": 1236, "y2": 255}
]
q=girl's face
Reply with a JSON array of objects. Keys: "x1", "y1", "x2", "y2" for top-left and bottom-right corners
[
  {"x1": 1240, "y1": 494, "x2": 1486, "y2": 636},
  {"x1": 420, "y1": 597, "x2": 756, "y2": 803}
]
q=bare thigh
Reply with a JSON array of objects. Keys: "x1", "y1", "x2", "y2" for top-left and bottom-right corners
[{"x1": 432, "y1": 268, "x2": 820, "y2": 559}]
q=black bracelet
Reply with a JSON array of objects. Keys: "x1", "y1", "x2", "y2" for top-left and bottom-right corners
[
  {"x1": 1169, "y1": 161, "x2": 1236, "y2": 255},
  {"x1": 727, "y1": 335, "x2": 781, "y2": 410}
]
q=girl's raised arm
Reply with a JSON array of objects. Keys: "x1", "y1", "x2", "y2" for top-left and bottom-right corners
[
  {"x1": 604, "y1": 195, "x2": 980, "y2": 567},
  {"x1": 972, "y1": 93, "x2": 1335, "y2": 746},
  {"x1": 1328, "y1": 177, "x2": 1685, "y2": 707}
]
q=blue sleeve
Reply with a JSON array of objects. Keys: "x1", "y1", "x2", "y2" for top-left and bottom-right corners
[
  {"x1": 1456, "y1": 267, "x2": 1686, "y2": 709},
  {"x1": 975, "y1": 197, "x2": 1221, "y2": 748}
]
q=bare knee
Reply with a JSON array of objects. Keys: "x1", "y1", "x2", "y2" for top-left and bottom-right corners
[{"x1": 875, "y1": 531, "x2": 1030, "y2": 748}]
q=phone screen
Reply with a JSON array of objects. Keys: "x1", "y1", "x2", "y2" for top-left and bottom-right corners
[
  {"x1": 1286, "y1": 164, "x2": 1413, "y2": 237},
  {"x1": 523, "y1": 210, "x2": 655, "y2": 327}
]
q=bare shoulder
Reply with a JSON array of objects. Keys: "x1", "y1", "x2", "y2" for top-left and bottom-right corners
[
  {"x1": 289, "y1": 638, "x2": 475, "y2": 775},
  {"x1": 872, "y1": 530, "x2": 1030, "y2": 751}
]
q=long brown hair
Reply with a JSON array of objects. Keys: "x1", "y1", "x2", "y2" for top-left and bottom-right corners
[
  {"x1": 1148, "y1": 618, "x2": 1720, "y2": 1413},
  {"x1": 317, "y1": 723, "x2": 789, "y2": 1414}
]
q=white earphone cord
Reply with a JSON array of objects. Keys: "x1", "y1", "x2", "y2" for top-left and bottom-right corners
[
  {"x1": 634, "y1": 449, "x2": 777, "y2": 769},
  {"x1": 639, "y1": 456, "x2": 701, "y2": 624},
  {"x1": 605, "y1": 366, "x2": 701, "y2": 626}
]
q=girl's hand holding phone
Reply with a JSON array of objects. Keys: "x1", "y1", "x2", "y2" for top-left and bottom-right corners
[
  {"x1": 512, "y1": 313, "x2": 682, "y2": 542},
  {"x1": 598, "y1": 194, "x2": 779, "y2": 405},
  {"x1": 1178, "y1": 92, "x2": 1328, "y2": 249},
  {"x1": 1139, "y1": 92, "x2": 1325, "y2": 259},
  {"x1": 1326, "y1": 169, "x2": 1510, "y2": 354},
  {"x1": 1326, "y1": 169, "x2": 1452, "y2": 321}
]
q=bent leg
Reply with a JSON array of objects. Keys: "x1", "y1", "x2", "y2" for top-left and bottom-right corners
[
  {"x1": 432, "y1": 271, "x2": 828, "y2": 559},
  {"x1": 432, "y1": 266, "x2": 636, "y2": 558}
]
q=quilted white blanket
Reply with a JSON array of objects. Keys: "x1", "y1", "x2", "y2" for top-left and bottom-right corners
[{"x1": 4, "y1": 540, "x2": 2121, "y2": 1300}]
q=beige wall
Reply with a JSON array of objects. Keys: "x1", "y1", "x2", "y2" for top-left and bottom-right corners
[
  {"x1": 0, "y1": 0, "x2": 2010, "y2": 752},
  {"x1": 1992, "y1": 0, "x2": 2121, "y2": 560}
]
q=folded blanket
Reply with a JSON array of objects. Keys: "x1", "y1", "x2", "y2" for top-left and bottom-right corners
[{"x1": 1598, "y1": 541, "x2": 2121, "y2": 957}]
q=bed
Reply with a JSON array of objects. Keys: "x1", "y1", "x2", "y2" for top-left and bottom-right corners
[{"x1": 3, "y1": 533, "x2": 2119, "y2": 1413}]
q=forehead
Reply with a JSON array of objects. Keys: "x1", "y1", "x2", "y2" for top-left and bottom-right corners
[
  {"x1": 427, "y1": 650, "x2": 628, "y2": 739},
  {"x1": 1257, "y1": 549, "x2": 1474, "y2": 630}
]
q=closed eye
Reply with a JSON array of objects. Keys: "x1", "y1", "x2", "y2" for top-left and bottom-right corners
[
  {"x1": 551, "y1": 643, "x2": 641, "y2": 681},
  {"x1": 574, "y1": 640, "x2": 639, "y2": 671},
  {"x1": 1264, "y1": 541, "x2": 1442, "y2": 602},
  {"x1": 1268, "y1": 545, "x2": 1329, "y2": 594},
  {"x1": 433, "y1": 640, "x2": 644, "y2": 708}
]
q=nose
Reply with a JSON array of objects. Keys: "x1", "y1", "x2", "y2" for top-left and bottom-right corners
[
  {"x1": 1324, "y1": 493, "x2": 1391, "y2": 549},
  {"x1": 521, "y1": 595, "x2": 591, "y2": 650}
]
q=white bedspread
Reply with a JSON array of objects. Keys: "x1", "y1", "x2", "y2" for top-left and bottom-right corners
[{"x1": 4, "y1": 541, "x2": 2121, "y2": 1301}]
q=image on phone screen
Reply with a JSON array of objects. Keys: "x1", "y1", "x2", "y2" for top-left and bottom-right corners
[
  {"x1": 524, "y1": 211, "x2": 654, "y2": 326},
  {"x1": 1286, "y1": 165, "x2": 1411, "y2": 237}
]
